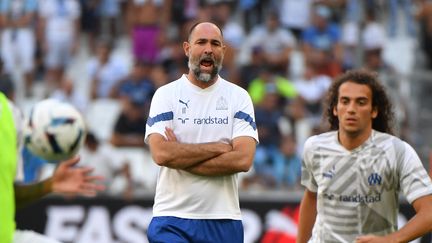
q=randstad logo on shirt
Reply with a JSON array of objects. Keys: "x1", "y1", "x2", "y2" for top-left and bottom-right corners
[
  {"x1": 339, "y1": 194, "x2": 381, "y2": 203},
  {"x1": 323, "y1": 193, "x2": 382, "y2": 203},
  {"x1": 194, "y1": 116, "x2": 229, "y2": 125}
]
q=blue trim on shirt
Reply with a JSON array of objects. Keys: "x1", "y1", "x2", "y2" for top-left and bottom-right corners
[
  {"x1": 234, "y1": 111, "x2": 257, "y2": 130},
  {"x1": 147, "y1": 111, "x2": 173, "y2": 127}
]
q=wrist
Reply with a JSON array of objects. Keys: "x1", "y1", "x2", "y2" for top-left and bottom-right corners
[
  {"x1": 387, "y1": 234, "x2": 403, "y2": 243},
  {"x1": 43, "y1": 177, "x2": 54, "y2": 194}
]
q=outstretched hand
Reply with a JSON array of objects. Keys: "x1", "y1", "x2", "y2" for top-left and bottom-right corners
[{"x1": 52, "y1": 156, "x2": 105, "y2": 197}]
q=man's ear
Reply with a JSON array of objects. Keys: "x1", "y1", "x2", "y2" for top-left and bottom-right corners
[
  {"x1": 333, "y1": 106, "x2": 338, "y2": 116},
  {"x1": 372, "y1": 107, "x2": 378, "y2": 119},
  {"x1": 183, "y1": 42, "x2": 190, "y2": 57}
]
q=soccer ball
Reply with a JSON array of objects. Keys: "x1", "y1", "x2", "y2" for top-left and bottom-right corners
[{"x1": 24, "y1": 99, "x2": 86, "y2": 162}]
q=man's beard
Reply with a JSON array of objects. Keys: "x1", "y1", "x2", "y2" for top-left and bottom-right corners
[{"x1": 188, "y1": 55, "x2": 223, "y2": 83}]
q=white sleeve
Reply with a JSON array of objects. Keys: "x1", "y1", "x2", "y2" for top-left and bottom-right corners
[
  {"x1": 301, "y1": 136, "x2": 318, "y2": 192},
  {"x1": 232, "y1": 89, "x2": 259, "y2": 142},
  {"x1": 144, "y1": 87, "x2": 173, "y2": 143},
  {"x1": 399, "y1": 142, "x2": 432, "y2": 203}
]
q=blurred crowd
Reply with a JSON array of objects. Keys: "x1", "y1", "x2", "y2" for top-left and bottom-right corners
[{"x1": 1, "y1": 0, "x2": 432, "y2": 197}]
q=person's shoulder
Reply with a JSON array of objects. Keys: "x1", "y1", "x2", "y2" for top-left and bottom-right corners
[
  {"x1": 372, "y1": 130, "x2": 401, "y2": 143},
  {"x1": 372, "y1": 130, "x2": 411, "y2": 152},
  {"x1": 305, "y1": 131, "x2": 337, "y2": 148},
  {"x1": 302, "y1": 131, "x2": 338, "y2": 159},
  {"x1": 372, "y1": 131, "x2": 422, "y2": 165},
  {"x1": 308, "y1": 130, "x2": 336, "y2": 142}
]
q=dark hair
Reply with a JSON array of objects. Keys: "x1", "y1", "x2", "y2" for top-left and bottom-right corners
[
  {"x1": 187, "y1": 22, "x2": 224, "y2": 42},
  {"x1": 85, "y1": 131, "x2": 99, "y2": 146},
  {"x1": 324, "y1": 69, "x2": 395, "y2": 134}
]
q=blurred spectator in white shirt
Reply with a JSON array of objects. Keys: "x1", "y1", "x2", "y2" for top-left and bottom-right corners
[
  {"x1": 38, "y1": 0, "x2": 81, "y2": 93},
  {"x1": 0, "y1": 0, "x2": 38, "y2": 97},
  {"x1": 98, "y1": 0, "x2": 122, "y2": 40},
  {"x1": 50, "y1": 75, "x2": 88, "y2": 114},
  {"x1": 293, "y1": 62, "x2": 331, "y2": 119},
  {"x1": 278, "y1": 0, "x2": 313, "y2": 40},
  {"x1": 88, "y1": 38, "x2": 129, "y2": 99},
  {"x1": 79, "y1": 131, "x2": 133, "y2": 198},
  {"x1": 241, "y1": 10, "x2": 296, "y2": 76}
]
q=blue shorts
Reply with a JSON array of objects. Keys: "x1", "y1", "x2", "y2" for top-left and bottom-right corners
[{"x1": 147, "y1": 216, "x2": 244, "y2": 243}]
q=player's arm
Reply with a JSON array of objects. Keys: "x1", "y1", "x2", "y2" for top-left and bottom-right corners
[
  {"x1": 147, "y1": 130, "x2": 232, "y2": 170},
  {"x1": 356, "y1": 194, "x2": 432, "y2": 243},
  {"x1": 14, "y1": 157, "x2": 104, "y2": 209},
  {"x1": 14, "y1": 178, "x2": 53, "y2": 209},
  {"x1": 183, "y1": 136, "x2": 256, "y2": 176},
  {"x1": 297, "y1": 189, "x2": 318, "y2": 243}
]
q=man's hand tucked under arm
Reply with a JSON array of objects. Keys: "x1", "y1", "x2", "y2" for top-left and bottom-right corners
[
  {"x1": 148, "y1": 127, "x2": 233, "y2": 169},
  {"x1": 184, "y1": 136, "x2": 256, "y2": 176}
]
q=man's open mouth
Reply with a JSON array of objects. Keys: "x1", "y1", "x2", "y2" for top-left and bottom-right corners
[{"x1": 200, "y1": 58, "x2": 214, "y2": 67}]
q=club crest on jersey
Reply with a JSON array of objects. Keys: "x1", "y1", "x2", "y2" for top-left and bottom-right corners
[
  {"x1": 368, "y1": 173, "x2": 382, "y2": 186},
  {"x1": 179, "y1": 99, "x2": 190, "y2": 114},
  {"x1": 216, "y1": 96, "x2": 228, "y2": 110}
]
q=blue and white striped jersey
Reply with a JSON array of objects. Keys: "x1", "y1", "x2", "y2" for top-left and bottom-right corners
[{"x1": 301, "y1": 130, "x2": 432, "y2": 242}]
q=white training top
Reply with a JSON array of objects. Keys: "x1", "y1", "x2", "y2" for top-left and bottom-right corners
[
  {"x1": 145, "y1": 75, "x2": 259, "y2": 220},
  {"x1": 301, "y1": 130, "x2": 432, "y2": 243},
  {"x1": 38, "y1": 0, "x2": 81, "y2": 42}
]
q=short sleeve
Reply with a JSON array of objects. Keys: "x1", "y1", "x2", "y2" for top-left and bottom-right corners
[
  {"x1": 144, "y1": 87, "x2": 173, "y2": 143},
  {"x1": 232, "y1": 89, "x2": 259, "y2": 143},
  {"x1": 301, "y1": 136, "x2": 318, "y2": 192},
  {"x1": 399, "y1": 142, "x2": 432, "y2": 203}
]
